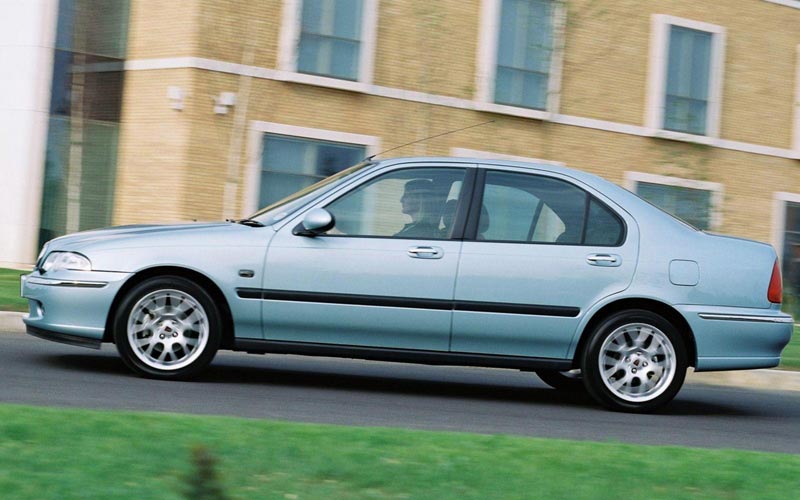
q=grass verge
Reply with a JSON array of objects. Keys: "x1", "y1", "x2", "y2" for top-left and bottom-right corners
[
  {"x1": 779, "y1": 326, "x2": 800, "y2": 370},
  {"x1": 0, "y1": 268, "x2": 26, "y2": 312},
  {"x1": 0, "y1": 404, "x2": 798, "y2": 499}
]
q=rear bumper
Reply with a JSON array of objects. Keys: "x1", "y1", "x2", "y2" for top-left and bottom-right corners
[{"x1": 678, "y1": 305, "x2": 794, "y2": 371}]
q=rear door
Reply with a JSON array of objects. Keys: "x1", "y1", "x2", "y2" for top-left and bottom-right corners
[{"x1": 451, "y1": 167, "x2": 639, "y2": 359}]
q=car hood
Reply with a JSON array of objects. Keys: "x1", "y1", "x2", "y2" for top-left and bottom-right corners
[{"x1": 45, "y1": 222, "x2": 261, "y2": 253}]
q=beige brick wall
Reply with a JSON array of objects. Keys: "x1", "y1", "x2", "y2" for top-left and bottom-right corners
[
  {"x1": 115, "y1": 0, "x2": 800, "y2": 245},
  {"x1": 560, "y1": 0, "x2": 798, "y2": 149},
  {"x1": 134, "y1": 0, "x2": 800, "y2": 149},
  {"x1": 126, "y1": 1, "x2": 201, "y2": 59},
  {"x1": 372, "y1": 0, "x2": 481, "y2": 98},
  {"x1": 114, "y1": 69, "x2": 197, "y2": 224}
]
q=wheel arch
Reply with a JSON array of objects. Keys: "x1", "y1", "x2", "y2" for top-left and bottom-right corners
[
  {"x1": 103, "y1": 266, "x2": 236, "y2": 349},
  {"x1": 573, "y1": 298, "x2": 697, "y2": 368}
]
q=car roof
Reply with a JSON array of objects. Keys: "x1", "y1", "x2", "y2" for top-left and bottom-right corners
[{"x1": 375, "y1": 156, "x2": 615, "y2": 191}]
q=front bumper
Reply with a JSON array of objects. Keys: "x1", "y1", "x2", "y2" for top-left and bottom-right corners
[
  {"x1": 21, "y1": 270, "x2": 132, "y2": 344},
  {"x1": 27, "y1": 324, "x2": 102, "y2": 349},
  {"x1": 678, "y1": 305, "x2": 794, "y2": 371}
]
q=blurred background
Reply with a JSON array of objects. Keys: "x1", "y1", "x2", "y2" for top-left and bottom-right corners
[{"x1": 0, "y1": 0, "x2": 799, "y2": 313}]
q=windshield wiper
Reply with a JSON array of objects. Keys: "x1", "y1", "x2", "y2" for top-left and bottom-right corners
[{"x1": 226, "y1": 218, "x2": 265, "y2": 227}]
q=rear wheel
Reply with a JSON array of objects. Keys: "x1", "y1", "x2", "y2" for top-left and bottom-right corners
[
  {"x1": 536, "y1": 369, "x2": 584, "y2": 392},
  {"x1": 581, "y1": 309, "x2": 687, "y2": 413},
  {"x1": 113, "y1": 276, "x2": 220, "y2": 379}
]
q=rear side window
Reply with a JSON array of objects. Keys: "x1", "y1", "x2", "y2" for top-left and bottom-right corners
[
  {"x1": 585, "y1": 198, "x2": 624, "y2": 246},
  {"x1": 478, "y1": 171, "x2": 625, "y2": 246}
]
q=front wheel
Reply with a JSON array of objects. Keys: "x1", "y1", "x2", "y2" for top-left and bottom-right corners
[
  {"x1": 581, "y1": 310, "x2": 687, "y2": 413},
  {"x1": 113, "y1": 276, "x2": 221, "y2": 380}
]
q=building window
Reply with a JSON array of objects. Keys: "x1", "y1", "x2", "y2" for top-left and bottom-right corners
[
  {"x1": 795, "y1": 43, "x2": 800, "y2": 154},
  {"x1": 625, "y1": 172, "x2": 723, "y2": 231},
  {"x1": 246, "y1": 122, "x2": 380, "y2": 214},
  {"x1": 259, "y1": 134, "x2": 366, "y2": 208},
  {"x1": 495, "y1": 0, "x2": 554, "y2": 110},
  {"x1": 646, "y1": 15, "x2": 725, "y2": 139},
  {"x1": 781, "y1": 201, "x2": 800, "y2": 293},
  {"x1": 279, "y1": 0, "x2": 378, "y2": 87},
  {"x1": 774, "y1": 193, "x2": 800, "y2": 318},
  {"x1": 298, "y1": 0, "x2": 363, "y2": 80},
  {"x1": 664, "y1": 26, "x2": 712, "y2": 135},
  {"x1": 637, "y1": 182, "x2": 712, "y2": 229},
  {"x1": 762, "y1": 0, "x2": 800, "y2": 9},
  {"x1": 39, "y1": 0, "x2": 129, "y2": 246},
  {"x1": 476, "y1": 0, "x2": 565, "y2": 114}
]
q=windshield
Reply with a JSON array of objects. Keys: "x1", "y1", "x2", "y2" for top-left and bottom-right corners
[{"x1": 250, "y1": 161, "x2": 374, "y2": 226}]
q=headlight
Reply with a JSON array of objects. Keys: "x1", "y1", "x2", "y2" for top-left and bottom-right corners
[{"x1": 40, "y1": 252, "x2": 92, "y2": 273}]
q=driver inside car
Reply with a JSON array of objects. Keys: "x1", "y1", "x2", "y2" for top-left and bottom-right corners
[{"x1": 394, "y1": 179, "x2": 440, "y2": 238}]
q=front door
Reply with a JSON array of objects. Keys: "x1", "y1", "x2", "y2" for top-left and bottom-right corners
[
  {"x1": 451, "y1": 168, "x2": 638, "y2": 359},
  {"x1": 261, "y1": 165, "x2": 471, "y2": 350}
]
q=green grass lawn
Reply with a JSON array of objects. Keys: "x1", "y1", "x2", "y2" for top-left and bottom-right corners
[
  {"x1": 0, "y1": 404, "x2": 798, "y2": 499},
  {"x1": 0, "y1": 268, "x2": 26, "y2": 312}
]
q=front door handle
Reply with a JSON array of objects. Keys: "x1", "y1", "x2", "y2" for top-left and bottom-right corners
[
  {"x1": 408, "y1": 246, "x2": 443, "y2": 259},
  {"x1": 587, "y1": 253, "x2": 621, "y2": 267}
]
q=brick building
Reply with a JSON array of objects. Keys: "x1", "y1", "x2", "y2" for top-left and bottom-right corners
[{"x1": 2, "y1": 0, "x2": 800, "y2": 306}]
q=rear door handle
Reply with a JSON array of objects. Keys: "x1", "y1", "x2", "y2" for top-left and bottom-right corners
[
  {"x1": 587, "y1": 253, "x2": 621, "y2": 267},
  {"x1": 408, "y1": 246, "x2": 443, "y2": 259}
]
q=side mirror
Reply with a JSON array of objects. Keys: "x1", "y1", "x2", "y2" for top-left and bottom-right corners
[{"x1": 293, "y1": 208, "x2": 335, "y2": 237}]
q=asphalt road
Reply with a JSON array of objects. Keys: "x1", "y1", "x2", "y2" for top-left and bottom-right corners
[{"x1": 2, "y1": 332, "x2": 799, "y2": 454}]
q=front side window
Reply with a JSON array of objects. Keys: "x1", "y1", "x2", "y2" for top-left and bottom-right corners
[
  {"x1": 324, "y1": 168, "x2": 466, "y2": 239},
  {"x1": 494, "y1": 0, "x2": 554, "y2": 110},
  {"x1": 259, "y1": 134, "x2": 365, "y2": 208},
  {"x1": 636, "y1": 181, "x2": 712, "y2": 230},
  {"x1": 664, "y1": 26, "x2": 712, "y2": 135},
  {"x1": 478, "y1": 171, "x2": 624, "y2": 246},
  {"x1": 298, "y1": 0, "x2": 363, "y2": 80}
]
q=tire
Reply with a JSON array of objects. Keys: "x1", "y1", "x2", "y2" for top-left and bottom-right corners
[
  {"x1": 581, "y1": 309, "x2": 687, "y2": 413},
  {"x1": 113, "y1": 276, "x2": 221, "y2": 380},
  {"x1": 536, "y1": 369, "x2": 585, "y2": 392}
]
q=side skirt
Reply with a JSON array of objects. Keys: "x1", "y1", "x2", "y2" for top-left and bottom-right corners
[{"x1": 232, "y1": 339, "x2": 573, "y2": 371}]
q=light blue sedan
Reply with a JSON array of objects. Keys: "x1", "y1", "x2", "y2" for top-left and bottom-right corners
[{"x1": 21, "y1": 157, "x2": 793, "y2": 412}]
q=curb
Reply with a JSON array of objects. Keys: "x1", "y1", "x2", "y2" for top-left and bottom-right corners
[
  {"x1": 686, "y1": 368, "x2": 800, "y2": 393},
  {"x1": 0, "y1": 311, "x2": 25, "y2": 334},
  {"x1": 1, "y1": 310, "x2": 798, "y2": 392}
]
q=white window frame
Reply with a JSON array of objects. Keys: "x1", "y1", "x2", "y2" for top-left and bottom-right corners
[
  {"x1": 277, "y1": 0, "x2": 379, "y2": 93},
  {"x1": 763, "y1": 0, "x2": 800, "y2": 9},
  {"x1": 245, "y1": 121, "x2": 381, "y2": 215},
  {"x1": 451, "y1": 147, "x2": 564, "y2": 166},
  {"x1": 475, "y1": 0, "x2": 567, "y2": 120},
  {"x1": 624, "y1": 171, "x2": 724, "y2": 231},
  {"x1": 794, "y1": 44, "x2": 800, "y2": 154},
  {"x1": 772, "y1": 192, "x2": 800, "y2": 259},
  {"x1": 645, "y1": 15, "x2": 726, "y2": 145}
]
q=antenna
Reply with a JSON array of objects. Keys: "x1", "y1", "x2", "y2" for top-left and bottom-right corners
[{"x1": 366, "y1": 119, "x2": 495, "y2": 161}]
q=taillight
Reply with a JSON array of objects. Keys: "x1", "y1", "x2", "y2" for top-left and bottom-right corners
[{"x1": 768, "y1": 259, "x2": 782, "y2": 304}]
